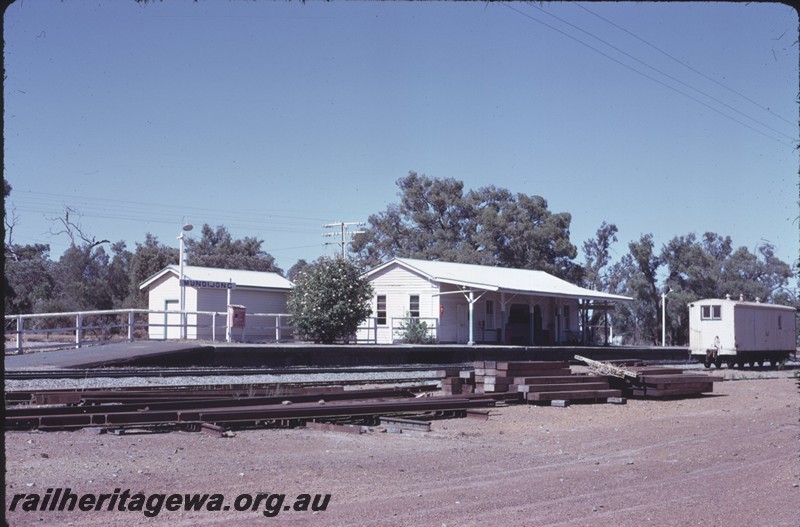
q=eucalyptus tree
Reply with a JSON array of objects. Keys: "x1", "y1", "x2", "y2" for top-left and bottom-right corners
[
  {"x1": 352, "y1": 172, "x2": 580, "y2": 280},
  {"x1": 184, "y1": 224, "x2": 283, "y2": 274},
  {"x1": 607, "y1": 234, "x2": 662, "y2": 345}
]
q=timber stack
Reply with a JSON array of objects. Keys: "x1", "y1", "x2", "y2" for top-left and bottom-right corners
[
  {"x1": 440, "y1": 361, "x2": 720, "y2": 402},
  {"x1": 442, "y1": 361, "x2": 623, "y2": 404},
  {"x1": 620, "y1": 366, "x2": 722, "y2": 398},
  {"x1": 439, "y1": 368, "x2": 474, "y2": 395}
]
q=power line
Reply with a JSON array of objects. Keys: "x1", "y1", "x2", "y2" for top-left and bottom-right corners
[
  {"x1": 7, "y1": 189, "x2": 350, "y2": 241},
  {"x1": 575, "y1": 2, "x2": 795, "y2": 128},
  {"x1": 10, "y1": 189, "x2": 334, "y2": 225},
  {"x1": 525, "y1": 2, "x2": 796, "y2": 142},
  {"x1": 501, "y1": 2, "x2": 797, "y2": 148}
]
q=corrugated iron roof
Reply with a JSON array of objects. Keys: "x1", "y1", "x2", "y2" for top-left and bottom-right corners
[{"x1": 367, "y1": 258, "x2": 632, "y2": 302}]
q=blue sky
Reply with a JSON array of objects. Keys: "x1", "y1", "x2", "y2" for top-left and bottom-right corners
[{"x1": 4, "y1": 1, "x2": 798, "y2": 281}]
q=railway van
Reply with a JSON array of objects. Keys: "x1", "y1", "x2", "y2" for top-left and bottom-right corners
[{"x1": 689, "y1": 297, "x2": 797, "y2": 368}]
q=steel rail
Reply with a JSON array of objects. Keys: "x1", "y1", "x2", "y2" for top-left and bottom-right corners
[
  {"x1": 5, "y1": 386, "x2": 435, "y2": 420},
  {"x1": 7, "y1": 394, "x2": 502, "y2": 431},
  {"x1": 5, "y1": 379, "x2": 440, "y2": 406}
]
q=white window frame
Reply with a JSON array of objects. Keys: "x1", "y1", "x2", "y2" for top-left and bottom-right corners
[
  {"x1": 409, "y1": 294, "x2": 420, "y2": 319},
  {"x1": 376, "y1": 295, "x2": 387, "y2": 326},
  {"x1": 701, "y1": 305, "x2": 722, "y2": 321}
]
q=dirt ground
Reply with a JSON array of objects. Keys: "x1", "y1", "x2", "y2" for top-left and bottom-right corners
[{"x1": 5, "y1": 376, "x2": 800, "y2": 527}]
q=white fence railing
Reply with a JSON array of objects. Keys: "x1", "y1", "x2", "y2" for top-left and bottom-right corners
[
  {"x1": 391, "y1": 317, "x2": 438, "y2": 343},
  {"x1": 5, "y1": 308, "x2": 421, "y2": 354},
  {"x1": 5, "y1": 309, "x2": 147, "y2": 354},
  {"x1": 4, "y1": 309, "x2": 298, "y2": 354}
]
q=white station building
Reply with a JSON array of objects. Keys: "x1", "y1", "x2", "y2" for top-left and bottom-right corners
[
  {"x1": 359, "y1": 258, "x2": 632, "y2": 345},
  {"x1": 139, "y1": 265, "x2": 293, "y2": 341}
]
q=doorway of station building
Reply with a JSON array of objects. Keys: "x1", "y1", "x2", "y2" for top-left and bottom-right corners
[
  {"x1": 507, "y1": 304, "x2": 531, "y2": 345},
  {"x1": 532, "y1": 305, "x2": 546, "y2": 345}
]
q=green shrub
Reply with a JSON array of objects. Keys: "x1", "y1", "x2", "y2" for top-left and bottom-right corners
[
  {"x1": 397, "y1": 315, "x2": 437, "y2": 344},
  {"x1": 287, "y1": 258, "x2": 373, "y2": 344}
]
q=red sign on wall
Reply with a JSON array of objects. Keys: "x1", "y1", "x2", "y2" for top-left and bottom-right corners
[{"x1": 227, "y1": 305, "x2": 246, "y2": 329}]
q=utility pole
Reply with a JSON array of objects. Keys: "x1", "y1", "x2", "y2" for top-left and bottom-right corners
[
  {"x1": 661, "y1": 287, "x2": 671, "y2": 347},
  {"x1": 323, "y1": 221, "x2": 365, "y2": 259}
]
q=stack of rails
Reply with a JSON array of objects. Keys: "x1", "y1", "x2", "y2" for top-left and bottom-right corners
[
  {"x1": 4, "y1": 385, "x2": 498, "y2": 432},
  {"x1": 6, "y1": 385, "x2": 351, "y2": 406},
  {"x1": 623, "y1": 366, "x2": 722, "y2": 398}
]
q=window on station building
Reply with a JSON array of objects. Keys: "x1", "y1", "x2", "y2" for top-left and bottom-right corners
[
  {"x1": 376, "y1": 295, "x2": 387, "y2": 325},
  {"x1": 563, "y1": 305, "x2": 571, "y2": 330},
  {"x1": 409, "y1": 295, "x2": 420, "y2": 319},
  {"x1": 485, "y1": 300, "x2": 495, "y2": 330}
]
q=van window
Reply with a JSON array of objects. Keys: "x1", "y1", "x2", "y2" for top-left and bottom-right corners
[{"x1": 701, "y1": 305, "x2": 722, "y2": 320}]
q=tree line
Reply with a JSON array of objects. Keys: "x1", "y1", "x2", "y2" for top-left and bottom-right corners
[{"x1": 4, "y1": 174, "x2": 797, "y2": 345}]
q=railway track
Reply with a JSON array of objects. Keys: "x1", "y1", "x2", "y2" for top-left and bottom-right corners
[
  {"x1": 4, "y1": 382, "x2": 515, "y2": 432},
  {"x1": 2, "y1": 362, "x2": 517, "y2": 433},
  {"x1": 4, "y1": 378, "x2": 442, "y2": 405}
]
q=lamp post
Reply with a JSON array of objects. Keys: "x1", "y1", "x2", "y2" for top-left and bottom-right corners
[
  {"x1": 661, "y1": 287, "x2": 671, "y2": 347},
  {"x1": 178, "y1": 223, "x2": 194, "y2": 339}
]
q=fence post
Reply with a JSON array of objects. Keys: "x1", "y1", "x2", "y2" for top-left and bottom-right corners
[
  {"x1": 75, "y1": 313, "x2": 83, "y2": 349},
  {"x1": 128, "y1": 310, "x2": 135, "y2": 342},
  {"x1": 212, "y1": 312, "x2": 217, "y2": 341},
  {"x1": 16, "y1": 315, "x2": 23, "y2": 354},
  {"x1": 275, "y1": 315, "x2": 281, "y2": 342}
]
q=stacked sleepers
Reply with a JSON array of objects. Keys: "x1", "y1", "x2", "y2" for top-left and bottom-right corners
[
  {"x1": 439, "y1": 368, "x2": 475, "y2": 395},
  {"x1": 477, "y1": 361, "x2": 622, "y2": 404},
  {"x1": 476, "y1": 361, "x2": 569, "y2": 392},
  {"x1": 624, "y1": 366, "x2": 722, "y2": 398}
]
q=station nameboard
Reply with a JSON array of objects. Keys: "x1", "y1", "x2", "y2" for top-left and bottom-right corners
[{"x1": 179, "y1": 279, "x2": 237, "y2": 290}]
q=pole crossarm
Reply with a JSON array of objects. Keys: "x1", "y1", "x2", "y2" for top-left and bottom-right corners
[{"x1": 323, "y1": 221, "x2": 366, "y2": 258}]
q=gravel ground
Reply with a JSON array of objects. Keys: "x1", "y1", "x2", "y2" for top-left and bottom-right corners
[{"x1": 5, "y1": 375, "x2": 800, "y2": 527}]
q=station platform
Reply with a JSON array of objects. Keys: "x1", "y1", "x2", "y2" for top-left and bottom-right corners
[
  {"x1": 4, "y1": 341, "x2": 214, "y2": 370},
  {"x1": 4, "y1": 341, "x2": 692, "y2": 370}
]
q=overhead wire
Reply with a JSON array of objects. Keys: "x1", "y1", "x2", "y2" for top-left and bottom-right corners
[
  {"x1": 6, "y1": 188, "x2": 370, "y2": 258},
  {"x1": 501, "y1": 2, "x2": 797, "y2": 148},
  {"x1": 574, "y1": 2, "x2": 795, "y2": 128},
  {"x1": 9, "y1": 189, "x2": 346, "y2": 235},
  {"x1": 528, "y1": 2, "x2": 796, "y2": 142}
]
